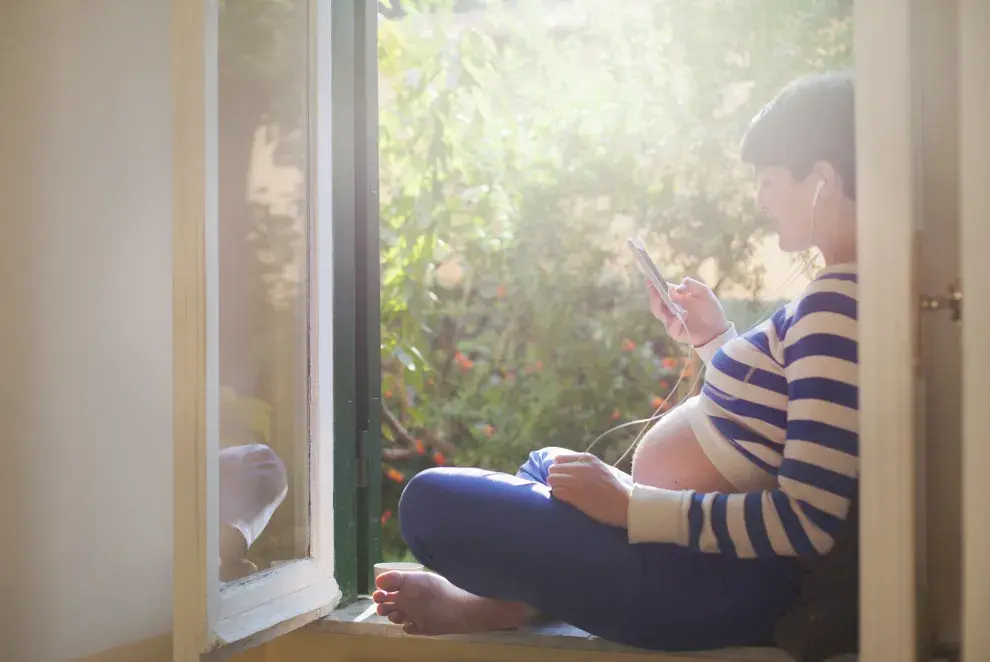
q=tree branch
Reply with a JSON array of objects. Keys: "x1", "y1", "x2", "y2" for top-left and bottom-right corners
[
  {"x1": 381, "y1": 401, "x2": 458, "y2": 456},
  {"x1": 381, "y1": 401, "x2": 415, "y2": 448},
  {"x1": 421, "y1": 426, "x2": 459, "y2": 456},
  {"x1": 383, "y1": 447, "x2": 417, "y2": 461}
]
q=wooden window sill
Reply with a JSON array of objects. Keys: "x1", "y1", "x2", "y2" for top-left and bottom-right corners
[{"x1": 308, "y1": 597, "x2": 860, "y2": 662}]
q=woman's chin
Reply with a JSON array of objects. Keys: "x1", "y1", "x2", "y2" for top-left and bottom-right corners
[{"x1": 777, "y1": 235, "x2": 805, "y2": 253}]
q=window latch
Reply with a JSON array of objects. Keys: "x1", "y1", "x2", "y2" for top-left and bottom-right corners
[{"x1": 920, "y1": 279, "x2": 963, "y2": 322}]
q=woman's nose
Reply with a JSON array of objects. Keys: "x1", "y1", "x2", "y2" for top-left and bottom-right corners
[{"x1": 755, "y1": 190, "x2": 768, "y2": 215}]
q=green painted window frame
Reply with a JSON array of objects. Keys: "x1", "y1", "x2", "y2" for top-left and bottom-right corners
[{"x1": 332, "y1": 0, "x2": 383, "y2": 602}]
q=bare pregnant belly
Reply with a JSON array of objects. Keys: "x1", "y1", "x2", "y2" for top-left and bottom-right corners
[{"x1": 630, "y1": 396, "x2": 737, "y2": 493}]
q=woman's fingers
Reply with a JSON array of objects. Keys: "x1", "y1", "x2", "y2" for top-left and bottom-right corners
[
  {"x1": 547, "y1": 476, "x2": 575, "y2": 498},
  {"x1": 668, "y1": 310, "x2": 689, "y2": 338},
  {"x1": 657, "y1": 302, "x2": 676, "y2": 324},
  {"x1": 547, "y1": 466, "x2": 586, "y2": 488},
  {"x1": 547, "y1": 474, "x2": 568, "y2": 493},
  {"x1": 646, "y1": 277, "x2": 696, "y2": 343},
  {"x1": 548, "y1": 471, "x2": 583, "y2": 490},
  {"x1": 668, "y1": 288, "x2": 696, "y2": 309},
  {"x1": 675, "y1": 276, "x2": 710, "y2": 298},
  {"x1": 551, "y1": 452, "x2": 594, "y2": 465}
]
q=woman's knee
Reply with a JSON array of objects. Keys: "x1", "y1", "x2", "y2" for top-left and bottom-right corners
[
  {"x1": 397, "y1": 468, "x2": 460, "y2": 545},
  {"x1": 398, "y1": 463, "x2": 552, "y2": 552}
]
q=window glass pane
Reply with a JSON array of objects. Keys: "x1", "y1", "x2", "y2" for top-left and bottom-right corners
[{"x1": 217, "y1": 0, "x2": 311, "y2": 583}]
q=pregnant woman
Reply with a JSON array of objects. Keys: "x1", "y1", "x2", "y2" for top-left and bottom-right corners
[{"x1": 373, "y1": 71, "x2": 859, "y2": 651}]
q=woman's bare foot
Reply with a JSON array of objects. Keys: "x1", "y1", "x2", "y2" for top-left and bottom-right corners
[{"x1": 372, "y1": 571, "x2": 529, "y2": 636}]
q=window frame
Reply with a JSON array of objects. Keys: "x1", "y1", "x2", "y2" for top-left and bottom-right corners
[
  {"x1": 171, "y1": 0, "x2": 344, "y2": 658},
  {"x1": 855, "y1": 0, "x2": 926, "y2": 659},
  {"x1": 348, "y1": 2, "x2": 933, "y2": 658},
  {"x1": 172, "y1": 0, "x2": 945, "y2": 659},
  {"x1": 330, "y1": 0, "x2": 383, "y2": 601}
]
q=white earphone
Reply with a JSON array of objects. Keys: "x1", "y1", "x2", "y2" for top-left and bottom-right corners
[{"x1": 812, "y1": 177, "x2": 825, "y2": 208}]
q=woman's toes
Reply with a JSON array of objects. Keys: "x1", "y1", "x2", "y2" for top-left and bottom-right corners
[
  {"x1": 376, "y1": 602, "x2": 397, "y2": 616},
  {"x1": 387, "y1": 610, "x2": 408, "y2": 625},
  {"x1": 402, "y1": 622, "x2": 421, "y2": 635},
  {"x1": 373, "y1": 589, "x2": 398, "y2": 604},
  {"x1": 375, "y1": 570, "x2": 406, "y2": 592}
]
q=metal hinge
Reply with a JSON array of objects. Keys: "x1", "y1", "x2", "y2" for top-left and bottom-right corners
[
  {"x1": 920, "y1": 279, "x2": 963, "y2": 322},
  {"x1": 356, "y1": 429, "x2": 369, "y2": 488}
]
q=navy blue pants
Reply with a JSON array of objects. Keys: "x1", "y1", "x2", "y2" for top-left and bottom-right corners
[{"x1": 398, "y1": 447, "x2": 801, "y2": 651}]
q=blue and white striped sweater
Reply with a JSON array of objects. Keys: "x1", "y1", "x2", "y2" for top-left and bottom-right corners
[{"x1": 627, "y1": 265, "x2": 859, "y2": 557}]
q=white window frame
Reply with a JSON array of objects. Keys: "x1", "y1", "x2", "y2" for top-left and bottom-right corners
[
  {"x1": 857, "y1": 1, "x2": 949, "y2": 660},
  {"x1": 171, "y1": 0, "x2": 339, "y2": 659}
]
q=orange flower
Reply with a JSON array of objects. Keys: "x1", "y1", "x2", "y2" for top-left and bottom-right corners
[
  {"x1": 610, "y1": 408, "x2": 622, "y2": 421},
  {"x1": 381, "y1": 510, "x2": 393, "y2": 525},
  {"x1": 386, "y1": 468, "x2": 405, "y2": 483},
  {"x1": 414, "y1": 439, "x2": 426, "y2": 455},
  {"x1": 651, "y1": 396, "x2": 665, "y2": 409},
  {"x1": 384, "y1": 389, "x2": 393, "y2": 399},
  {"x1": 659, "y1": 380, "x2": 670, "y2": 390},
  {"x1": 523, "y1": 361, "x2": 543, "y2": 375},
  {"x1": 483, "y1": 424, "x2": 495, "y2": 438},
  {"x1": 455, "y1": 352, "x2": 474, "y2": 371},
  {"x1": 622, "y1": 338, "x2": 637, "y2": 352},
  {"x1": 433, "y1": 451, "x2": 447, "y2": 465},
  {"x1": 661, "y1": 357, "x2": 677, "y2": 370},
  {"x1": 495, "y1": 283, "x2": 507, "y2": 299}
]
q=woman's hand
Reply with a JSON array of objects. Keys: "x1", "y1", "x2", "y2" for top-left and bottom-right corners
[
  {"x1": 647, "y1": 276, "x2": 729, "y2": 347},
  {"x1": 547, "y1": 453, "x2": 632, "y2": 529}
]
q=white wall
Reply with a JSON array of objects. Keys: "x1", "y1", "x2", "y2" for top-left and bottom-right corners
[{"x1": 0, "y1": 2, "x2": 174, "y2": 661}]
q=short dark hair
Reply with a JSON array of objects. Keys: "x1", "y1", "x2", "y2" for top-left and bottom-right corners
[{"x1": 740, "y1": 70, "x2": 856, "y2": 200}]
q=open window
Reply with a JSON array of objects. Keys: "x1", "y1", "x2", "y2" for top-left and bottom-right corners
[{"x1": 171, "y1": 0, "x2": 380, "y2": 658}]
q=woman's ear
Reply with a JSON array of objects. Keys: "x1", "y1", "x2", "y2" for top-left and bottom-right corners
[{"x1": 810, "y1": 161, "x2": 839, "y2": 199}]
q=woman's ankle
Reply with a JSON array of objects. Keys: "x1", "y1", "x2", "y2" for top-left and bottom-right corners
[{"x1": 462, "y1": 595, "x2": 530, "y2": 630}]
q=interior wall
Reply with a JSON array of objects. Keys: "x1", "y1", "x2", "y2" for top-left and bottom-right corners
[
  {"x1": 0, "y1": 2, "x2": 174, "y2": 661},
  {"x1": 959, "y1": 2, "x2": 990, "y2": 658}
]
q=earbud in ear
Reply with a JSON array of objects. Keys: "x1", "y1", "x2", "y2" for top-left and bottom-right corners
[{"x1": 812, "y1": 179, "x2": 825, "y2": 207}]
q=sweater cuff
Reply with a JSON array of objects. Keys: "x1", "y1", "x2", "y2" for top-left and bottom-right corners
[
  {"x1": 626, "y1": 483, "x2": 691, "y2": 545},
  {"x1": 693, "y1": 323, "x2": 737, "y2": 365}
]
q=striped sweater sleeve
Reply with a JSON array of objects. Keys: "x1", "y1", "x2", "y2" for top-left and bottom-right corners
[{"x1": 626, "y1": 279, "x2": 859, "y2": 557}]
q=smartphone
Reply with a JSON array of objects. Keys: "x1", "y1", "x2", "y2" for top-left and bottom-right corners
[{"x1": 627, "y1": 237, "x2": 682, "y2": 316}]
